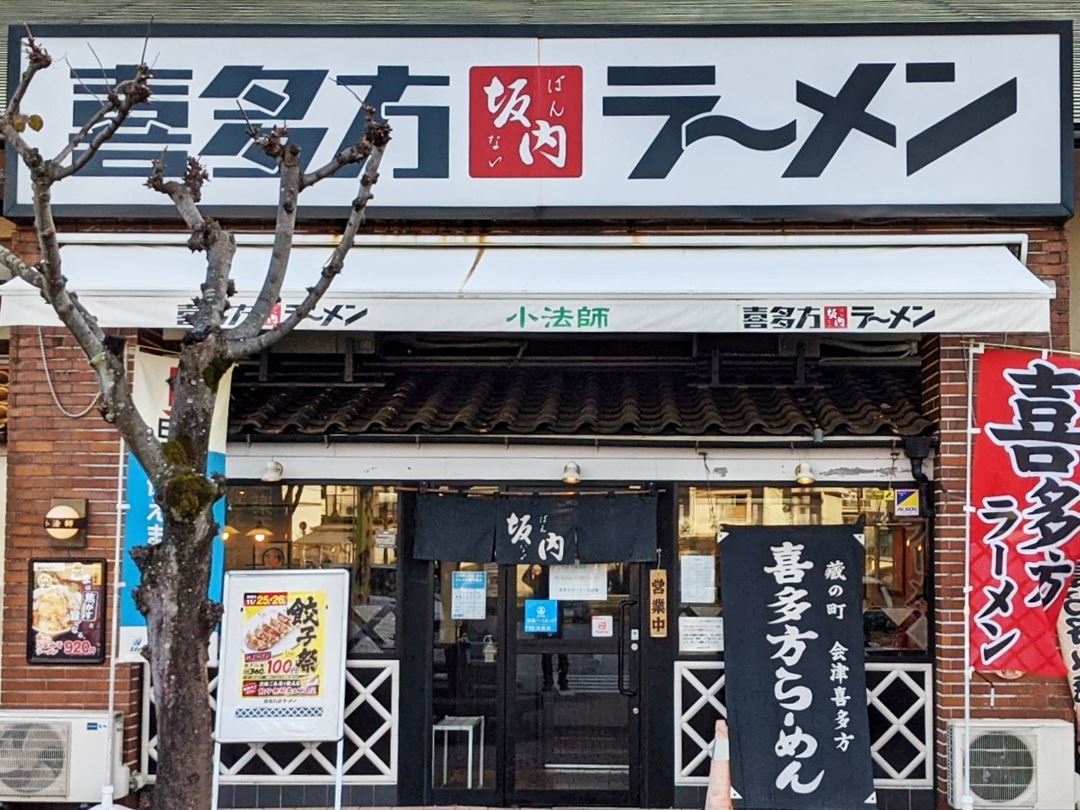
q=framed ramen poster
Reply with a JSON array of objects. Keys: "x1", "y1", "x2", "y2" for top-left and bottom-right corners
[{"x1": 28, "y1": 559, "x2": 107, "y2": 664}]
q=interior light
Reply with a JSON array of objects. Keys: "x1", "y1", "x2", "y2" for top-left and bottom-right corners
[{"x1": 246, "y1": 522, "x2": 273, "y2": 543}]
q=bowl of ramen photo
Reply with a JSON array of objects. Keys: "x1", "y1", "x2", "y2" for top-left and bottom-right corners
[{"x1": 32, "y1": 583, "x2": 82, "y2": 637}]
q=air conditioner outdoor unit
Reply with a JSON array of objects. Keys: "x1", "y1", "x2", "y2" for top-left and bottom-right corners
[
  {"x1": 0, "y1": 710, "x2": 129, "y2": 803},
  {"x1": 947, "y1": 719, "x2": 1074, "y2": 810}
]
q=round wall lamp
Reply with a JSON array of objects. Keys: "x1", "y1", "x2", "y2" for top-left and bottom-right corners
[
  {"x1": 44, "y1": 502, "x2": 86, "y2": 542},
  {"x1": 220, "y1": 524, "x2": 238, "y2": 542},
  {"x1": 794, "y1": 462, "x2": 816, "y2": 486},
  {"x1": 561, "y1": 461, "x2": 582, "y2": 485}
]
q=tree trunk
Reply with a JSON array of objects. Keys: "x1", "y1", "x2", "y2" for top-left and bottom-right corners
[
  {"x1": 140, "y1": 519, "x2": 216, "y2": 810},
  {"x1": 132, "y1": 341, "x2": 226, "y2": 810}
]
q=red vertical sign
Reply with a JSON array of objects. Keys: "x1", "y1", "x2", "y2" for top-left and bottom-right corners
[{"x1": 971, "y1": 348, "x2": 1080, "y2": 675}]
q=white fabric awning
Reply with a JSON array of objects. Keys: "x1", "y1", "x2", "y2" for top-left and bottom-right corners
[{"x1": 0, "y1": 237, "x2": 1051, "y2": 334}]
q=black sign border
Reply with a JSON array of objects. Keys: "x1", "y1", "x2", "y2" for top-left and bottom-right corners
[
  {"x1": 4, "y1": 21, "x2": 1073, "y2": 221},
  {"x1": 26, "y1": 557, "x2": 108, "y2": 665}
]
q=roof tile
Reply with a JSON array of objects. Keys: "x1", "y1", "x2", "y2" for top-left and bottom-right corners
[{"x1": 229, "y1": 365, "x2": 931, "y2": 439}]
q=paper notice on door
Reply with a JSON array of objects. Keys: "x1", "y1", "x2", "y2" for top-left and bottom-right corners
[
  {"x1": 451, "y1": 571, "x2": 487, "y2": 620},
  {"x1": 548, "y1": 563, "x2": 608, "y2": 601},
  {"x1": 592, "y1": 615, "x2": 613, "y2": 637},
  {"x1": 679, "y1": 616, "x2": 724, "y2": 652},
  {"x1": 680, "y1": 555, "x2": 716, "y2": 604}
]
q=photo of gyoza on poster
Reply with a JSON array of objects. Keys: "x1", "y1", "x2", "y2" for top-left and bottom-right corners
[
  {"x1": 240, "y1": 591, "x2": 325, "y2": 700},
  {"x1": 970, "y1": 348, "x2": 1080, "y2": 675},
  {"x1": 722, "y1": 525, "x2": 875, "y2": 810}
]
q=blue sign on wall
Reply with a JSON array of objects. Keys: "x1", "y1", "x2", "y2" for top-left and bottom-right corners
[{"x1": 523, "y1": 599, "x2": 558, "y2": 634}]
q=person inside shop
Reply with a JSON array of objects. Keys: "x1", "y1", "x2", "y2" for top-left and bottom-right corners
[{"x1": 522, "y1": 564, "x2": 570, "y2": 691}]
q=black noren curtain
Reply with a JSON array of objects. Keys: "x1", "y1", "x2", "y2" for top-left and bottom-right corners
[
  {"x1": 414, "y1": 494, "x2": 496, "y2": 562},
  {"x1": 575, "y1": 495, "x2": 657, "y2": 562},
  {"x1": 415, "y1": 493, "x2": 658, "y2": 564}
]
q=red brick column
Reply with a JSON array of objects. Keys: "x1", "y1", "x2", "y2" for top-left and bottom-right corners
[
  {"x1": 926, "y1": 226, "x2": 1073, "y2": 803},
  {"x1": 1, "y1": 324, "x2": 144, "y2": 784}
]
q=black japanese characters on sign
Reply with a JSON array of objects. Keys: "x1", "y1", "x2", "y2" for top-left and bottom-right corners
[
  {"x1": 722, "y1": 525, "x2": 875, "y2": 810},
  {"x1": 7, "y1": 24, "x2": 1070, "y2": 220},
  {"x1": 1058, "y1": 571, "x2": 1080, "y2": 706}
]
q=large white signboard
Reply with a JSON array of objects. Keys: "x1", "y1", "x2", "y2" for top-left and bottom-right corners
[
  {"x1": 215, "y1": 569, "x2": 349, "y2": 744},
  {"x1": 4, "y1": 23, "x2": 1071, "y2": 220}
]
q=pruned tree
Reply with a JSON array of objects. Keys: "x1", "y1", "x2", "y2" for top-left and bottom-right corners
[{"x1": 0, "y1": 34, "x2": 390, "y2": 810}]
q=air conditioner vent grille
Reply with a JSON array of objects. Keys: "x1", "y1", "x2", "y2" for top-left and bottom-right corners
[
  {"x1": 969, "y1": 731, "x2": 1036, "y2": 804},
  {"x1": 0, "y1": 721, "x2": 69, "y2": 797}
]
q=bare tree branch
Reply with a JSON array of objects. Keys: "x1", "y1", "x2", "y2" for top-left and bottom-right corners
[
  {"x1": 146, "y1": 154, "x2": 208, "y2": 230},
  {"x1": 225, "y1": 118, "x2": 391, "y2": 360},
  {"x1": 299, "y1": 105, "x2": 377, "y2": 189},
  {"x1": 2, "y1": 34, "x2": 151, "y2": 186},
  {"x1": 145, "y1": 155, "x2": 239, "y2": 335},
  {"x1": 26, "y1": 169, "x2": 167, "y2": 478},
  {"x1": 0, "y1": 244, "x2": 45, "y2": 288},
  {"x1": 191, "y1": 220, "x2": 237, "y2": 337},
  {"x1": 226, "y1": 126, "x2": 302, "y2": 340},
  {"x1": 53, "y1": 63, "x2": 151, "y2": 180},
  {"x1": 6, "y1": 32, "x2": 51, "y2": 115}
]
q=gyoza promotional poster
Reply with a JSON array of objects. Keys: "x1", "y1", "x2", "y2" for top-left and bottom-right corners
[{"x1": 240, "y1": 591, "x2": 325, "y2": 700}]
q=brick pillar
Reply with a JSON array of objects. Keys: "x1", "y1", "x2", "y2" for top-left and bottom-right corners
[
  {"x1": 2, "y1": 325, "x2": 143, "y2": 781},
  {"x1": 926, "y1": 226, "x2": 1074, "y2": 804}
]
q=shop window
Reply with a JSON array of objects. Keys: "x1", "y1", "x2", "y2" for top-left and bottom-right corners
[
  {"x1": 225, "y1": 484, "x2": 399, "y2": 655},
  {"x1": 676, "y1": 486, "x2": 928, "y2": 654}
]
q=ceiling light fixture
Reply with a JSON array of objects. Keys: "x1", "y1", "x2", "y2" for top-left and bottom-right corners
[
  {"x1": 794, "y1": 462, "x2": 816, "y2": 486},
  {"x1": 561, "y1": 461, "x2": 582, "y2": 485},
  {"x1": 261, "y1": 459, "x2": 284, "y2": 483}
]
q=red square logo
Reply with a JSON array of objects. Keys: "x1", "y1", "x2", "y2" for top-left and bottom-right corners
[
  {"x1": 469, "y1": 66, "x2": 583, "y2": 178},
  {"x1": 824, "y1": 306, "x2": 849, "y2": 329}
]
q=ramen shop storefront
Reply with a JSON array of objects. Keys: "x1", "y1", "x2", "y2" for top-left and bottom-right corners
[
  {"x1": 0, "y1": 21, "x2": 1068, "y2": 810},
  {"x1": 219, "y1": 469, "x2": 933, "y2": 808}
]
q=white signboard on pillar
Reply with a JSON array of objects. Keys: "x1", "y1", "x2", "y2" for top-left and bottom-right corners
[{"x1": 215, "y1": 569, "x2": 349, "y2": 743}]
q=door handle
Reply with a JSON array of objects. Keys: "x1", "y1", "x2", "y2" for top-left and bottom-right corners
[{"x1": 617, "y1": 599, "x2": 638, "y2": 698}]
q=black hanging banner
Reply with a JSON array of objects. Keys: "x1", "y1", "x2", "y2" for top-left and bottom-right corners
[
  {"x1": 722, "y1": 525, "x2": 875, "y2": 810},
  {"x1": 414, "y1": 495, "x2": 496, "y2": 561},
  {"x1": 575, "y1": 495, "x2": 657, "y2": 562},
  {"x1": 494, "y1": 497, "x2": 577, "y2": 564}
]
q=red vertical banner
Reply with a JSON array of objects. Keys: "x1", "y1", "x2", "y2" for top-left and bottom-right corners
[{"x1": 970, "y1": 348, "x2": 1080, "y2": 675}]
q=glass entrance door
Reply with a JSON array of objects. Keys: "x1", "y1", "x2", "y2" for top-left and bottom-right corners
[{"x1": 507, "y1": 563, "x2": 641, "y2": 806}]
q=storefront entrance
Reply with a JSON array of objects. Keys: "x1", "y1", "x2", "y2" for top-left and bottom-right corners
[
  {"x1": 421, "y1": 560, "x2": 644, "y2": 806},
  {"x1": 509, "y1": 562, "x2": 641, "y2": 804}
]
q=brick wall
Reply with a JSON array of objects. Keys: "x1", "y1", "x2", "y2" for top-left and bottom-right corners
[
  {"x1": 1, "y1": 232, "x2": 143, "y2": 797},
  {"x1": 924, "y1": 226, "x2": 1073, "y2": 804},
  {"x1": 2, "y1": 325, "x2": 143, "y2": 771}
]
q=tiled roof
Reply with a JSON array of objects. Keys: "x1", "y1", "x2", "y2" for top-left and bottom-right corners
[{"x1": 229, "y1": 365, "x2": 931, "y2": 439}]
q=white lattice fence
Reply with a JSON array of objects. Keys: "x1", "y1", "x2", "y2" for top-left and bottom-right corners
[
  {"x1": 674, "y1": 660, "x2": 932, "y2": 789},
  {"x1": 141, "y1": 659, "x2": 398, "y2": 784}
]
